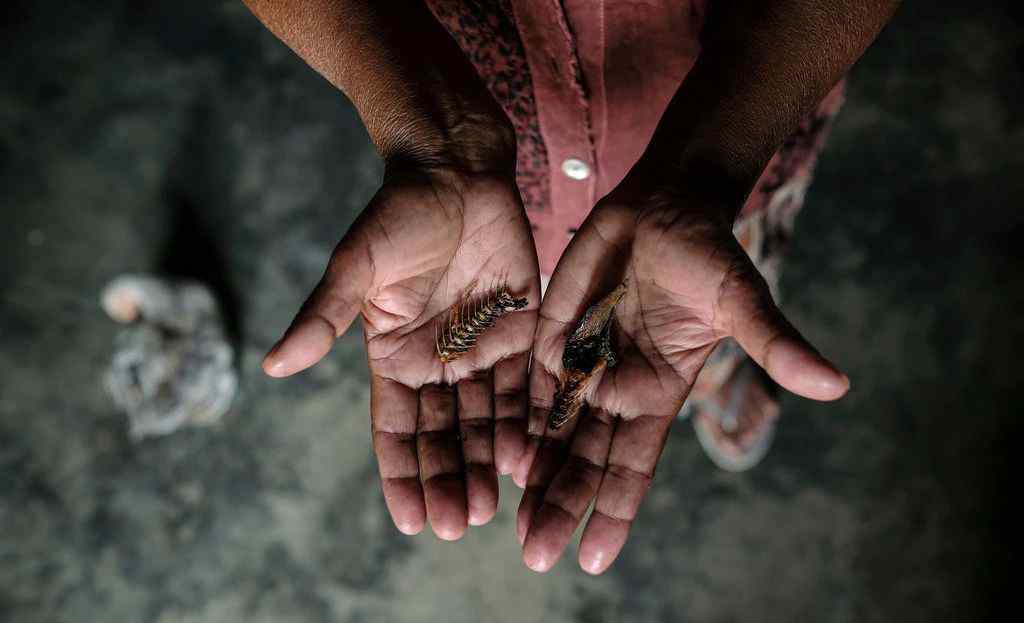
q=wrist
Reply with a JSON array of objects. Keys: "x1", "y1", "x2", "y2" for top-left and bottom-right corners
[
  {"x1": 620, "y1": 46, "x2": 784, "y2": 224},
  {"x1": 616, "y1": 148, "x2": 756, "y2": 227},
  {"x1": 366, "y1": 70, "x2": 516, "y2": 176},
  {"x1": 381, "y1": 107, "x2": 516, "y2": 176}
]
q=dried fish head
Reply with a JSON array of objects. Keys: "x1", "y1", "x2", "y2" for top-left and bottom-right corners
[
  {"x1": 548, "y1": 283, "x2": 627, "y2": 429},
  {"x1": 561, "y1": 283, "x2": 626, "y2": 373}
]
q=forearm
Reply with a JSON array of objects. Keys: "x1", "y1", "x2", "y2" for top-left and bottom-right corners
[
  {"x1": 636, "y1": 0, "x2": 900, "y2": 214},
  {"x1": 242, "y1": 0, "x2": 513, "y2": 170}
]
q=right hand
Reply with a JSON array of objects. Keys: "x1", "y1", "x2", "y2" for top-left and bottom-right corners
[
  {"x1": 263, "y1": 164, "x2": 541, "y2": 540},
  {"x1": 516, "y1": 173, "x2": 849, "y2": 573}
]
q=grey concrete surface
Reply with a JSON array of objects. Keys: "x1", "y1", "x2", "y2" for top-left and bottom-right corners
[{"x1": 1, "y1": 1, "x2": 1019, "y2": 621}]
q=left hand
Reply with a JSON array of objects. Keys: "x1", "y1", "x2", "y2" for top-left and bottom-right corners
[
  {"x1": 514, "y1": 176, "x2": 850, "y2": 574},
  {"x1": 264, "y1": 165, "x2": 540, "y2": 540}
]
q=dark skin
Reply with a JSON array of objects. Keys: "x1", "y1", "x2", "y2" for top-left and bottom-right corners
[
  {"x1": 244, "y1": 0, "x2": 539, "y2": 539},
  {"x1": 516, "y1": 0, "x2": 902, "y2": 574},
  {"x1": 244, "y1": 0, "x2": 900, "y2": 571}
]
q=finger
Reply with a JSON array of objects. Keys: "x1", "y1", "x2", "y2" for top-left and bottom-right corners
[
  {"x1": 263, "y1": 244, "x2": 370, "y2": 377},
  {"x1": 522, "y1": 408, "x2": 616, "y2": 573},
  {"x1": 520, "y1": 210, "x2": 625, "y2": 484},
  {"x1": 515, "y1": 404, "x2": 583, "y2": 547},
  {"x1": 538, "y1": 207, "x2": 630, "y2": 324},
  {"x1": 456, "y1": 373, "x2": 498, "y2": 527},
  {"x1": 371, "y1": 375, "x2": 426, "y2": 535},
  {"x1": 720, "y1": 262, "x2": 849, "y2": 401},
  {"x1": 511, "y1": 419, "x2": 540, "y2": 490},
  {"x1": 526, "y1": 378, "x2": 556, "y2": 438},
  {"x1": 513, "y1": 345, "x2": 559, "y2": 489},
  {"x1": 578, "y1": 414, "x2": 673, "y2": 575},
  {"x1": 417, "y1": 383, "x2": 468, "y2": 541},
  {"x1": 493, "y1": 352, "x2": 530, "y2": 477}
]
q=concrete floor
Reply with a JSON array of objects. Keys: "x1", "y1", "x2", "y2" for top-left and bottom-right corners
[{"x1": 1, "y1": 1, "x2": 1019, "y2": 621}]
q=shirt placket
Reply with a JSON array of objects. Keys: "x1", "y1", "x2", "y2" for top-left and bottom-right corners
[{"x1": 509, "y1": 0, "x2": 599, "y2": 274}]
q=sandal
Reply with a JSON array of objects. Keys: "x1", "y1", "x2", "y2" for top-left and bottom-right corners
[{"x1": 688, "y1": 360, "x2": 780, "y2": 472}]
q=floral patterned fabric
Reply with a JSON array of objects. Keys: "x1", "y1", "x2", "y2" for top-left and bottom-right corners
[{"x1": 424, "y1": 0, "x2": 550, "y2": 214}]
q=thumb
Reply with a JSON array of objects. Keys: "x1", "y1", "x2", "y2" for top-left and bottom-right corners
[
  {"x1": 263, "y1": 244, "x2": 370, "y2": 378},
  {"x1": 719, "y1": 260, "x2": 849, "y2": 401}
]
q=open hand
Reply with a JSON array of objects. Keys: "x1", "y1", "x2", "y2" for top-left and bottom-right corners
[
  {"x1": 516, "y1": 183, "x2": 849, "y2": 573},
  {"x1": 265, "y1": 166, "x2": 540, "y2": 540}
]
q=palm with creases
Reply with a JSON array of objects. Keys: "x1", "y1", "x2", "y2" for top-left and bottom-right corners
[
  {"x1": 516, "y1": 197, "x2": 850, "y2": 575},
  {"x1": 264, "y1": 167, "x2": 540, "y2": 541}
]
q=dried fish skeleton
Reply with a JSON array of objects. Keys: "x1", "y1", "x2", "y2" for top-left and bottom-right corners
[
  {"x1": 436, "y1": 280, "x2": 528, "y2": 363},
  {"x1": 548, "y1": 283, "x2": 627, "y2": 430}
]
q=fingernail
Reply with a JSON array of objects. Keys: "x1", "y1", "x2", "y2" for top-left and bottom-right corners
[
  {"x1": 468, "y1": 505, "x2": 496, "y2": 526},
  {"x1": 433, "y1": 522, "x2": 466, "y2": 542},
  {"x1": 262, "y1": 350, "x2": 288, "y2": 377},
  {"x1": 524, "y1": 548, "x2": 553, "y2": 573},
  {"x1": 769, "y1": 337, "x2": 850, "y2": 401},
  {"x1": 814, "y1": 362, "x2": 850, "y2": 397},
  {"x1": 261, "y1": 318, "x2": 336, "y2": 378},
  {"x1": 580, "y1": 551, "x2": 607, "y2": 575},
  {"x1": 395, "y1": 519, "x2": 423, "y2": 536},
  {"x1": 495, "y1": 443, "x2": 518, "y2": 475},
  {"x1": 512, "y1": 471, "x2": 526, "y2": 489}
]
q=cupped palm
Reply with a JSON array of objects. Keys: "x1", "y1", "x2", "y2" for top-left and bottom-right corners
[
  {"x1": 516, "y1": 197, "x2": 848, "y2": 574},
  {"x1": 265, "y1": 167, "x2": 541, "y2": 540}
]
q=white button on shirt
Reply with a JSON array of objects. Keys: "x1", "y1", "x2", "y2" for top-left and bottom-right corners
[{"x1": 561, "y1": 157, "x2": 591, "y2": 180}]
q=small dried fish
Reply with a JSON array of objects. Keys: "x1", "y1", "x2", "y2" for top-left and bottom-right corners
[
  {"x1": 436, "y1": 280, "x2": 528, "y2": 363},
  {"x1": 548, "y1": 283, "x2": 627, "y2": 430}
]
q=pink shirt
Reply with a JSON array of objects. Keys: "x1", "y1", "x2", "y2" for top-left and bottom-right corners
[
  {"x1": 426, "y1": 0, "x2": 842, "y2": 275},
  {"x1": 513, "y1": 0, "x2": 710, "y2": 274}
]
